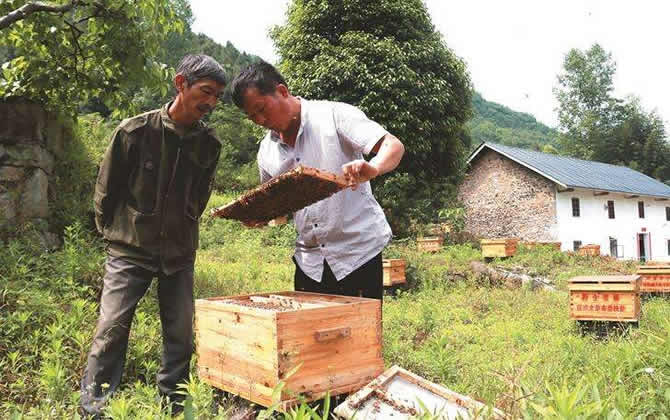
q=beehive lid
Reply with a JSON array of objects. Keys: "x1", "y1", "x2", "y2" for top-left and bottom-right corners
[
  {"x1": 210, "y1": 166, "x2": 348, "y2": 223},
  {"x1": 334, "y1": 365, "x2": 504, "y2": 419},
  {"x1": 568, "y1": 275, "x2": 639, "y2": 291},
  {"x1": 569, "y1": 275, "x2": 639, "y2": 284},
  {"x1": 383, "y1": 259, "x2": 406, "y2": 267},
  {"x1": 196, "y1": 291, "x2": 370, "y2": 313},
  {"x1": 637, "y1": 265, "x2": 670, "y2": 271}
]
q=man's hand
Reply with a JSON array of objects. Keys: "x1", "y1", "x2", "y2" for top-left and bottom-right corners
[{"x1": 342, "y1": 159, "x2": 380, "y2": 190}]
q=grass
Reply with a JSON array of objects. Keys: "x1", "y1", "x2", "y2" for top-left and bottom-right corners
[{"x1": 2, "y1": 192, "x2": 670, "y2": 418}]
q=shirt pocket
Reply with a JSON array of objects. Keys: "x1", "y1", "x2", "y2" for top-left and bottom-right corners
[{"x1": 128, "y1": 152, "x2": 158, "y2": 215}]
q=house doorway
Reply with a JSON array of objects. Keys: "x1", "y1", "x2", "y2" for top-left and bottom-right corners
[{"x1": 637, "y1": 233, "x2": 651, "y2": 262}]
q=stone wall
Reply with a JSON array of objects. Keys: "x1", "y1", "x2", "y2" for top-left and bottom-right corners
[
  {"x1": 0, "y1": 100, "x2": 71, "y2": 246},
  {"x1": 457, "y1": 148, "x2": 558, "y2": 241}
]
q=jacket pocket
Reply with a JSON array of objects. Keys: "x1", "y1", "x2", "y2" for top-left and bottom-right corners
[
  {"x1": 104, "y1": 203, "x2": 158, "y2": 248},
  {"x1": 128, "y1": 156, "x2": 159, "y2": 214}
]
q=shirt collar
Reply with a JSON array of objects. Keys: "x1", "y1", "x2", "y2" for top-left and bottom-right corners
[
  {"x1": 269, "y1": 97, "x2": 307, "y2": 145},
  {"x1": 161, "y1": 102, "x2": 205, "y2": 139}
]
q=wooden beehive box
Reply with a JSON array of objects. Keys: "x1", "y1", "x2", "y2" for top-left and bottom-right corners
[
  {"x1": 481, "y1": 238, "x2": 518, "y2": 258},
  {"x1": 417, "y1": 236, "x2": 443, "y2": 252},
  {"x1": 637, "y1": 265, "x2": 670, "y2": 293},
  {"x1": 568, "y1": 275, "x2": 640, "y2": 322},
  {"x1": 194, "y1": 291, "x2": 383, "y2": 410},
  {"x1": 577, "y1": 244, "x2": 601, "y2": 256},
  {"x1": 334, "y1": 365, "x2": 505, "y2": 419},
  {"x1": 520, "y1": 241, "x2": 561, "y2": 250},
  {"x1": 383, "y1": 259, "x2": 406, "y2": 287}
]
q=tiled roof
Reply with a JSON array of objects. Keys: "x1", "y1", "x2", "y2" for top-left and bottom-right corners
[{"x1": 468, "y1": 142, "x2": 670, "y2": 199}]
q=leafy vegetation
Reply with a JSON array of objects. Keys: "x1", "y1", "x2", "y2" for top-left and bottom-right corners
[
  {"x1": 3, "y1": 209, "x2": 670, "y2": 418},
  {"x1": 468, "y1": 91, "x2": 559, "y2": 151},
  {"x1": 0, "y1": 0, "x2": 181, "y2": 116}
]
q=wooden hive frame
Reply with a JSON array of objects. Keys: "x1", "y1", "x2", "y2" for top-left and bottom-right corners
[
  {"x1": 636, "y1": 265, "x2": 670, "y2": 293},
  {"x1": 210, "y1": 166, "x2": 349, "y2": 223},
  {"x1": 333, "y1": 365, "x2": 505, "y2": 419},
  {"x1": 568, "y1": 275, "x2": 640, "y2": 322}
]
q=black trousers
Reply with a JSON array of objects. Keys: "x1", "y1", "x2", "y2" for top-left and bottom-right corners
[
  {"x1": 294, "y1": 253, "x2": 383, "y2": 300},
  {"x1": 80, "y1": 256, "x2": 194, "y2": 415}
]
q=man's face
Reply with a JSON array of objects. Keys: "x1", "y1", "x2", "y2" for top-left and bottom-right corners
[
  {"x1": 241, "y1": 86, "x2": 292, "y2": 132},
  {"x1": 177, "y1": 76, "x2": 225, "y2": 123}
]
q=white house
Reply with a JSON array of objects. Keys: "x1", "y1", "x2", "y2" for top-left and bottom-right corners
[{"x1": 458, "y1": 142, "x2": 670, "y2": 262}]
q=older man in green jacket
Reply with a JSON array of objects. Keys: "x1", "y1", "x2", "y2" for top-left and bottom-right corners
[{"x1": 80, "y1": 54, "x2": 226, "y2": 417}]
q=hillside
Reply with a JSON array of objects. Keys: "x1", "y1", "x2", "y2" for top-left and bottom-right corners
[{"x1": 468, "y1": 91, "x2": 559, "y2": 151}]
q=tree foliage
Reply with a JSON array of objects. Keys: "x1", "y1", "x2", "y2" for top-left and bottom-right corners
[
  {"x1": 468, "y1": 91, "x2": 558, "y2": 151},
  {"x1": 554, "y1": 43, "x2": 670, "y2": 183},
  {"x1": 271, "y1": 0, "x2": 473, "y2": 234},
  {"x1": 0, "y1": 0, "x2": 182, "y2": 116}
]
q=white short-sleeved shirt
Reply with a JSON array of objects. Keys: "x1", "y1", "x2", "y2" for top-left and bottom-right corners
[{"x1": 257, "y1": 99, "x2": 393, "y2": 281}]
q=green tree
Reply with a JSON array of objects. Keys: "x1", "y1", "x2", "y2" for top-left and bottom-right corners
[
  {"x1": 271, "y1": 0, "x2": 472, "y2": 234},
  {"x1": 554, "y1": 43, "x2": 618, "y2": 159},
  {"x1": 0, "y1": 0, "x2": 181, "y2": 116},
  {"x1": 554, "y1": 44, "x2": 670, "y2": 183}
]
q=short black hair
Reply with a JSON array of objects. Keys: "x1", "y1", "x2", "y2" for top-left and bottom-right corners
[
  {"x1": 176, "y1": 54, "x2": 227, "y2": 86},
  {"x1": 231, "y1": 61, "x2": 287, "y2": 108}
]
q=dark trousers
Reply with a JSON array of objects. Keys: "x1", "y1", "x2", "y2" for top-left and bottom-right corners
[
  {"x1": 80, "y1": 256, "x2": 194, "y2": 415},
  {"x1": 294, "y1": 253, "x2": 383, "y2": 300}
]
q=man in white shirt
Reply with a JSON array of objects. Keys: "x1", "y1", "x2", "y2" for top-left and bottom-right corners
[{"x1": 231, "y1": 61, "x2": 404, "y2": 299}]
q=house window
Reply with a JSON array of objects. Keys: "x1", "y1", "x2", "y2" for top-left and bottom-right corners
[
  {"x1": 571, "y1": 198, "x2": 580, "y2": 217},
  {"x1": 609, "y1": 237, "x2": 618, "y2": 258},
  {"x1": 607, "y1": 200, "x2": 615, "y2": 219},
  {"x1": 666, "y1": 207, "x2": 670, "y2": 221},
  {"x1": 667, "y1": 239, "x2": 670, "y2": 256},
  {"x1": 638, "y1": 201, "x2": 645, "y2": 218},
  {"x1": 573, "y1": 240, "x2": 582, "y2": 252}
]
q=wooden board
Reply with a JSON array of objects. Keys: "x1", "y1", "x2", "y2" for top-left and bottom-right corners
[
  {"x1": 210, "y1": 166, "x2": 348, "y2": 223},
  {"x1": 481, "y1": 238, "x2": 518, "y2": 258},
  {"x1": 195, "y1": 291, "x2": 383, "y2": 409},
  {"x1": 568, "y1": 275, "x2": 640, "y2": 321},
  {"x1": 417, "y1": 237, "x2": 443, "y2": 253},
  {"x1": 637, "y1": 266, "x2": 670, "y2": 293},
  {"x1": 333, "y1": 365, "x2": 505, "y2": 419},
  {"x1": 383, "y1": 259, "x2": 406, "y2": 286}
]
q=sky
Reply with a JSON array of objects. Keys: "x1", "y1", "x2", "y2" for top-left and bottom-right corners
[{"x1": 190, "y1": 0, "x2": 670, "y2": 128}]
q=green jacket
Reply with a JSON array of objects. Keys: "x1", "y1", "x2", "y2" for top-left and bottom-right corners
[{"x1": 94, "y1": 103, "x2": 221, "y2": 274}]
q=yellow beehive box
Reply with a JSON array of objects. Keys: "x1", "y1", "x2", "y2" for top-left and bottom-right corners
[
  {"x1": 382, "y1": 259, "x2": 406, "y2": 286},
  {"x1": 481, "y1": 238, "x2": 518, "y2": 258},
  {"x1": 568, "y1": 275, "x2": 640, "y2": 322},
  {"x1": 417, "y1": 236, "x2": 443, "y2": 253},
  {"x1": 637, "y1": 265, "x2": 670, "y2": 293},
  {"x1": 195, "y1": 291, "x2": 383, "y2": 410}
]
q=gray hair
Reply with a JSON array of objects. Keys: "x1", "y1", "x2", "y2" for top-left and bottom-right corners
[{"x1": 176, "y1": 54, "x2": 227, "y2": 86}]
